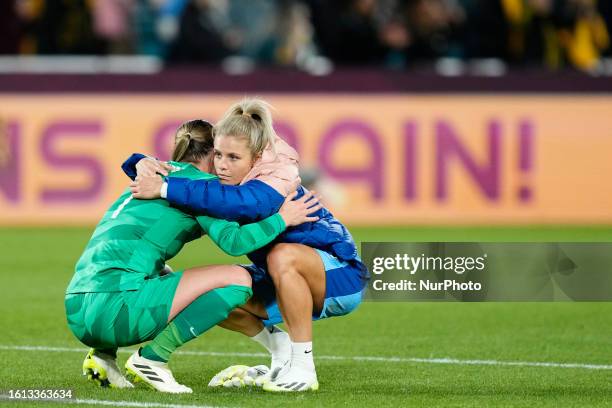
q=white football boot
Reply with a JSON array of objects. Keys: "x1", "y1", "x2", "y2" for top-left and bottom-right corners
[
  {"x1": 254, "y1": 359, "x2": 289, "y2": 387},
  {"x1": 125, "y1": 350, "x2": 192, "y2": 393},
  {"x1": 263, "y1": 363, "x2": 319, "y2": 392},
  {"x1": 256, "y1": 328, "x2": 292, "y2": 386},
  {"x1": 82, "y1": 349, "x2": 134, "y2": 388}
]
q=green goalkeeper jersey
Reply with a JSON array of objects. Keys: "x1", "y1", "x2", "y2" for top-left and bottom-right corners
[{"x1": 66, "y1": 162, "x2": 285, "y2": 294}]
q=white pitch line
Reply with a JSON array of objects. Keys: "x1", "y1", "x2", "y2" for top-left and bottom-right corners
[
  {"x1": 1, "y1": 344, "x2": 611, "y2": 371},
  {"x1": 0, "y1": 395, "x2": 222, "y2": 408}
]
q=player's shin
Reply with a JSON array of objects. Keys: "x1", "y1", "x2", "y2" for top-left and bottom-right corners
[
  {"x1": 142, "y1": 284, "x2": 252, "y2": 362},
  {"x1": 127, "y1": 285, "x2": 252, "y2": 393}
]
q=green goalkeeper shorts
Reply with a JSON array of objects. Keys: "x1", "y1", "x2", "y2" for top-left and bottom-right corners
[{"x1": 65, "y1": 271, "x2": 183, "y2": 349}]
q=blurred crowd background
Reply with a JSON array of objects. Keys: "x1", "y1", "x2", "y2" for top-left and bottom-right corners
[{"x1": 0, "y1": 0, "x2": 611, "y2": 74}]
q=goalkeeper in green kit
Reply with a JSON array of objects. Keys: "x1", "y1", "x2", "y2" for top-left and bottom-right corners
[{"x1": 64, "y1": 120, "x2": 321, "y2": 393}]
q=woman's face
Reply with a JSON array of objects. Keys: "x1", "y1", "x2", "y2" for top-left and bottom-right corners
[{"x1": 213, "y1": 134, "x2": 257, "y2": 185}]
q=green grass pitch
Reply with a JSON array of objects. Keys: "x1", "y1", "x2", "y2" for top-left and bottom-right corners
[{"x1": 1, "y1": 226, "x2": 612, "y2": 407}]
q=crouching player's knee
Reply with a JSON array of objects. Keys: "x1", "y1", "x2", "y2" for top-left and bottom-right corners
[
  {"x1": 266, "y1": 244, "x2": 300, "y2": 283},
  {"x1": 267, "y1": 243, "x2": 298, "y2": 269},
  {"x1": 225, "y1": 265, "x2": 253, "y2": 288},
  {"x1": 213, "y1": 284, "x2": 253, "y2": 313},
  {"x1": 208, "y1": 267, "x2": 253, "y2": 323},
  {"x1": 205, "y1": 284, "x2": 253, "y2": 324}
]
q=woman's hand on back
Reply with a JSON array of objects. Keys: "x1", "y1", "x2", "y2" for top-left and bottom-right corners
[
  {"x1": 130, "y1": 176, "x2": 163, "y2": 199},
  {"x1": 136, "y1": 157, "x2": 173, "y2": 177},
  {"x1": 278, "y1": 191, "x2": 322, "y2": 227}
]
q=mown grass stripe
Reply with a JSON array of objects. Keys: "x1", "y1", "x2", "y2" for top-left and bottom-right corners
[{"x1": 1, "y1": 344, "x2": 611, "y2": 370}]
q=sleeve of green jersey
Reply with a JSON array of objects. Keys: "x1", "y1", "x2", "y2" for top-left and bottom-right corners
[{"x1": 196, "y1": 213, "x2": 286, "y2": 257}]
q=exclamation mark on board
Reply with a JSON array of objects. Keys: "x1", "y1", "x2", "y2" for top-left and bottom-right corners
[{"x1": 518, "y1": 120, "x2": 533, "y2": 202}]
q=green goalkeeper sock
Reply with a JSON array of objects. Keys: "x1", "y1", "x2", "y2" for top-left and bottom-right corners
[
  {"x1": 141, "y1": 285, "x2": 252, "y2": 363},
  {"x1": 141, "y1": 323, "x2": 184, "y2": 362}
]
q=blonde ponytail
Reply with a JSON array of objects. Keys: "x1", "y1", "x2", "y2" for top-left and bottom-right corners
[
  {"x1": 215, "y1": 98, "x2": 277, "y2": 158},
  {"x1": 171, "y1": 120, "x2": 214, "y2": 163}
]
